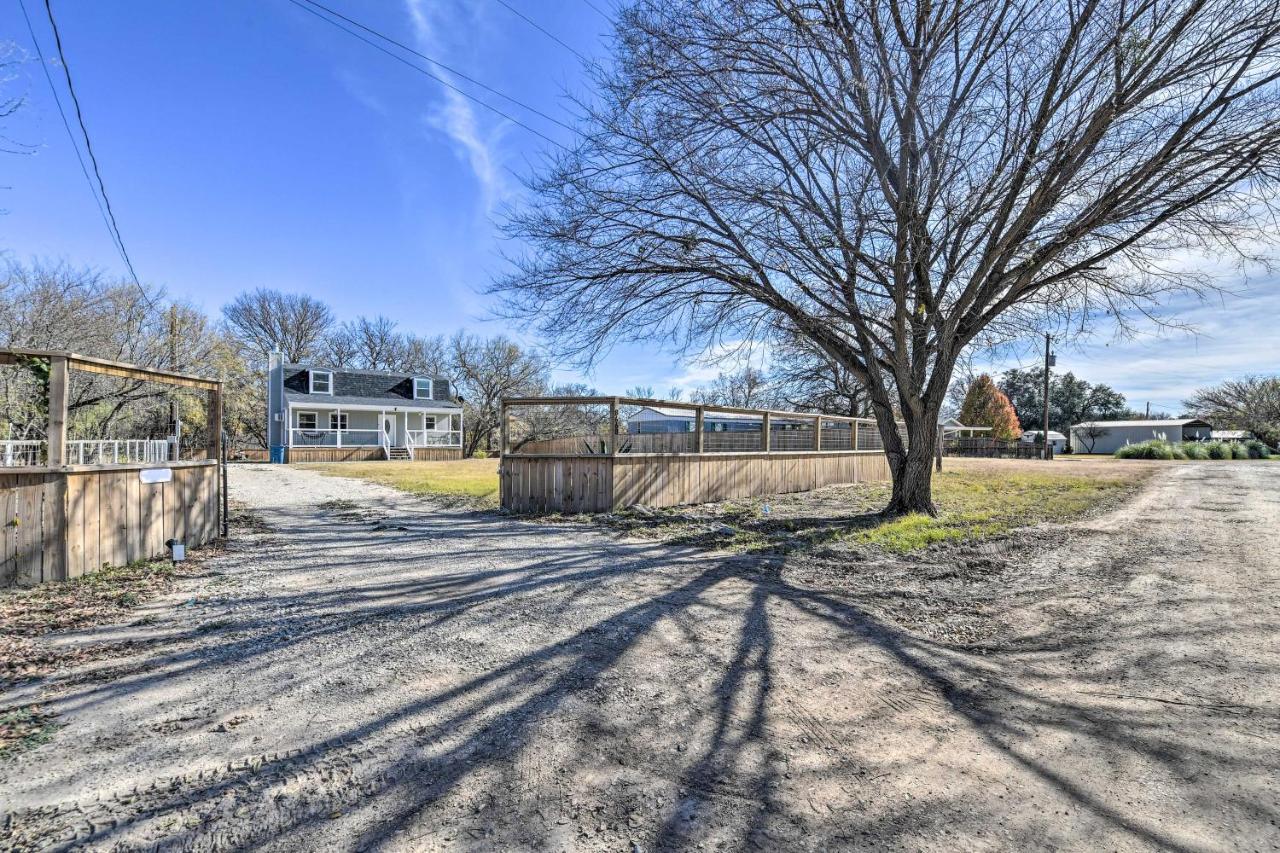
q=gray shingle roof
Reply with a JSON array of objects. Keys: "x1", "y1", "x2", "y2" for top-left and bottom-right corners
[{"x1": 284, "y1": 391, "x2": 460, "y2": 410}]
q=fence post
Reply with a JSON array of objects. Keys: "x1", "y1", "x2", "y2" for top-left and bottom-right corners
[
  {"x1": 762, "y1": 411, "x2": 771, "y2": 453},
  {"x1": 47, "y1": 355, "x2": 68, "y2": 468},
  {"x1": 610, "y1": 398, "x2": 620, "y2": 456},
  {"x1": 206, "y1": 383, "x2": 223, "y2": 462},
  {"x1": 695, "y1": 407, "x2": 705, "y2": 454},
  {"x1": 499, "y1": 401, "x2": 509, "y2": 457},
  {"x1": 814, "y1": 415, "x2": 822, "y2": 452}
]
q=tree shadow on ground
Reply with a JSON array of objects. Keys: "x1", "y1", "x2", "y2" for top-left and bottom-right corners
[{"x1": 5, "y1": 498, "x2": 1276, "y2": 852}]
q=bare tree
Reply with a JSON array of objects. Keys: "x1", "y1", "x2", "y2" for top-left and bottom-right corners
[
  {"x1": 449, "y1": 333, "x2": 548, "y2": 456},
  {"x1": 341, "y1": 315, "x2": 404, "y2": 370},
  {"x1": 222, "y1": 289, "x2": 333, "y2": 363},
  {"x1": 498, "y1": 0, "x2": 1280, "y2": 513},
  {"x1": 1076, "y1": 424, "x2": 1110, "y2": 453},
  {"x1": 690, "y1": 365, "x2": 776, "y2": 408},
  {"x1": 1185, "y1": 376, "x2": 1280, "y2": 446},
  {"x1": 401, "y1": 334, "x2": 449, "y2": 376},
  {"x1": 1, "y1": 262, "x2": 230, "y2": 444},
  {"x1": 770, "y1": 328, "x2": 872, "y2": 416}
]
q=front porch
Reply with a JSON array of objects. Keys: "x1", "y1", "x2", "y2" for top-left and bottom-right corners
[{"x1": 286, "y1": 404, "x2": 462, "y2": 462}]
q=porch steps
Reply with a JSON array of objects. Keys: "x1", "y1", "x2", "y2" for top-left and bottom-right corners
[{"x1": 387, "y1": 446, "x2": 413, "y2": 461}]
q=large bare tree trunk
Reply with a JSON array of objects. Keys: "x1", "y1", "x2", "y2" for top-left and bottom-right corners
[{"x1": 886, "y1": 417, "x2": 941, "y2": 516}]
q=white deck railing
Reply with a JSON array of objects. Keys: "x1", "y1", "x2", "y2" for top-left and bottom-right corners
[
  {"x1": 1, "y1": 439, "x2": 172, "y2": 467},
  {"x1": 406, "y1": 430, "x2": 462, "y2": 448},
  {"x1": 290, "y1": 428, "x2": 382, "y2": 447},
  {"x1": 68, "y1": 440, "x2": 171, "y2": 465},
  {"x1": 1, "y1": 440, "x2": 44, "y2": 467}
]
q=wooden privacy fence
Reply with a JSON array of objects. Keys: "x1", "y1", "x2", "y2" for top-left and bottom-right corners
[
  {"x1": 0, "y1": 349, "x2": 224, "y2": 586},
  {"x1": 499, "y1": 396, "x2": 893, "y2": 513}
]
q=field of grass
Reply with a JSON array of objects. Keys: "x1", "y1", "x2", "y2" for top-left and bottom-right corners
[{"x1": 302, "y1": 459, "x2": 501, "y2": 507}]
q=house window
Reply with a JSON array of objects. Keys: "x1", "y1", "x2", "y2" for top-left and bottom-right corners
[
  {"x1": 310, "y1": 370, "x2": 333, "y2": 394},
  {"x1": 414, "y1": 378, "x2": 433, "y2": 399},
  {"x1": 330, "y1": 412, "x2": 348, "y2": 431},
  {"x1": 423, "y1": 415, "x2": 437, "y2": 430},
  {"x1": 297, "y1": 412, "x2": 318, "y2": 430}
]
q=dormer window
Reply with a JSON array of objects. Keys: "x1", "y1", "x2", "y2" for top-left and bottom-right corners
[
  {"x1": 414, "y1": 377, "x2": 433, "y2": 399},
  {"x1": 310, "y1": 370, "x2": 333, "y2": 395}
]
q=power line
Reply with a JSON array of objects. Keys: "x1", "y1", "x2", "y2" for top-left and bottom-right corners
[
  {"x1": 490, "y1": 0, "x2": 590, "y2": 63},
  {"x1": 296, "y1": 0, "x2": 577, "y2": 134},
  {"x1": 17, "y1": 0, "x2": 128, "y2": 277},
  {"x1": 285, "y1": 0, "x2": 571, "y2": 151},
  {"x1": 38, "y1": 0, "x2": 143, "y2": 289},
  {"x1": 580, "y1": 0, "x2": 615, "y2": 23}
]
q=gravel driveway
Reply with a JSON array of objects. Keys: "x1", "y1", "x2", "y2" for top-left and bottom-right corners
[{"x1": 2, "y1": 461, "x2": 1277, "y2": 851}]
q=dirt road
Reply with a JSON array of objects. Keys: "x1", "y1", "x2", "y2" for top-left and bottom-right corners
[{"x1": 2, "y1": 461, "x2": 1277, "y2": 851}]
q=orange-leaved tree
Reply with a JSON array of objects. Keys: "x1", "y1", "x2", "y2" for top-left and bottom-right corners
[{"x1": 959, "y1": 375, "x2": 1022, "y2": 441}]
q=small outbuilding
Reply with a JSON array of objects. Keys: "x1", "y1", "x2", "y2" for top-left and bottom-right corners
[
  {"x1": 1020, "y1": 430, "x2": 1068, "y2": 453},
  {"x1": 1070, "y1": 418, "x2": 1213, "y2": 454}
]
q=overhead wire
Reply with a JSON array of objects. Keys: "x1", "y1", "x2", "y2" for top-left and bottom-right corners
[
  {"x1": 489, "y1": 0, "x2": 590, "y2": 63},
  {"x1": 295, "y1": 0, "x2": 578, "y2": 135},
  {"x1": 38, "y1": 0, "x2": 145, "y2": 291},
  {"x1": 17, "y1": 0, "x2": 144, "y2": 292},
  {"x1": 285, "y1": 0, "x2": 572, "y2": 151}
]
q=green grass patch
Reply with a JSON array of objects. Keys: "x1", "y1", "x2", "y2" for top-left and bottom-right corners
[
  {"x1": 848, "y1": 468, "x2": 1137, "y2": 552},
  {"x1": 604, "y1": 463, "x2": 1143, "y2": 555},
  {"x1": 303, "y1": 459, "x2": 500, "y2": 507}
]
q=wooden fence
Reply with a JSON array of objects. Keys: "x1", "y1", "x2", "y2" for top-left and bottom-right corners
[
  {"x1": 499, "y1": 396, "x2": 892, "y2": 513},
  {"x1": 943, "y1": 437, "x2": 1046, "y2": 459},
  {"x1": 0, "y1": 349, "x2": 224, "y2": 586}
]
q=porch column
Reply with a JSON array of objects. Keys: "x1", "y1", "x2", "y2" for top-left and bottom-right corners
[{"x1": 336, "y1": 408, "x2": 343, "y2": 447}]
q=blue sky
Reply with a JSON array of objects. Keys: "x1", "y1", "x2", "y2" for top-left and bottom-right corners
[{"x1": 2, "y1": 0, "x2": 1276, "y2": 411}]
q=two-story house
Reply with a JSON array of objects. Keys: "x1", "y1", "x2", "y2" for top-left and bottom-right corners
[{"x1": 266, "y1": 353, "x2": 463, "y2": 462}]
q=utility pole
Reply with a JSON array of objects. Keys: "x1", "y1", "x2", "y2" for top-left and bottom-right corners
[
  {"x1": 1042, "y1": 333, "x2": 1052, "y2": 460},
  {"x1": 1146, "y1": 401, "x2": 1151, "y2": 418}
]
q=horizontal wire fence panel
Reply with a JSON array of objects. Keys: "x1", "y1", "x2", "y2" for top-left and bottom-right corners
[
  {"x1": 504, "y1": 397, "x2": 903, "y2": 456},
  {"x1": 1, "y1": 440, "x2": 44, "y2": 467},
  {"x1": 67, "y1": 440, "x2": 171, "y2": 465}
]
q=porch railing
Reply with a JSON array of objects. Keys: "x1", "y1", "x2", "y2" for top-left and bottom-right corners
[
  {"x1": 1, "y1": 440, "x2": 44, "y2": 467},
  {"x1": 406, "y1": 430, "x2": 462, "y2": 448},
  {"x1": 289, "y1": 428, "x2": 382, "y2": 447},
  {"x1": 68, "y1": 439, "x2": 170, "y2": 465},
  {"x1": 2, "y1": 439, "x2": 171, "y2": 467}
]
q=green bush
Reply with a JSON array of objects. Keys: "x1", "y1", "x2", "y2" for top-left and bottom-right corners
[
  {"x1": 1115, "y1": 439, "x2": 1175, "y2": 459},
  {"x1": 1170, "y1": 444, "x2": 1188, "y2": 460},
  {"x1": 1205, "y1": 441, "x2": 1231, "y2": 460},
  {"x1": 1179, "y1": 442, "x2": 1209, "y2": 460},
  {"x1": 1244, "y1": 439, "x2": 1272, "y2": 459}
]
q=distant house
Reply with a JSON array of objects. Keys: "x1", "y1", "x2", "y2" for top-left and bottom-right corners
[
  {"x1": 1069, "y1": 418, "x2": 1212, "y2": 455},
  {"x1": 626, "y1": 405, "x2": 832, "y2": 434},
  {"x1": 1020, "y1": 430, "x2": 1068, "y2": 453},
  {"x1": 266, "y1": 353, "x2": 462, "y2": 462}
]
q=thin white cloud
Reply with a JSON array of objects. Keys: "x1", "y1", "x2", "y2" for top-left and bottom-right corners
[{"x1": 403, "y1": 0, "x2": 511, "y2": 214}]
